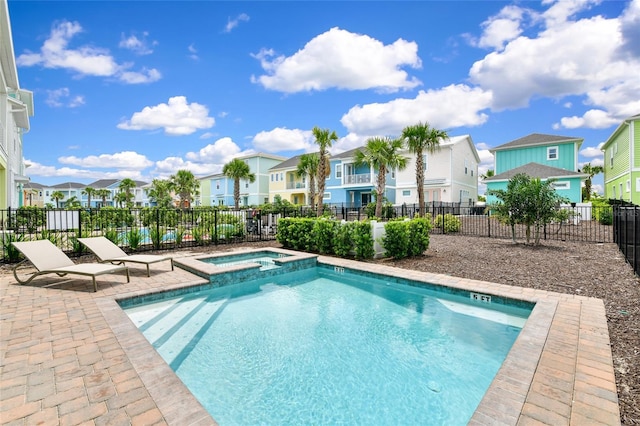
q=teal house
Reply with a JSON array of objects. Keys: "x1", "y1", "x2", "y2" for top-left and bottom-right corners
[{"x1": 484, "y1": 133, "x2": 587, "y2": 204}]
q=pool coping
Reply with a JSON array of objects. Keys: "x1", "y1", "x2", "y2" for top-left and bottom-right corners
[{"x1": 97, "y1": 248, "x2": 620, "y2": 425}]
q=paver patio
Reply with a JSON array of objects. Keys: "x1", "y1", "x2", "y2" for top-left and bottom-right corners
[{"x1": 0, "y1": 249, "x2": 621, "y2": 425}]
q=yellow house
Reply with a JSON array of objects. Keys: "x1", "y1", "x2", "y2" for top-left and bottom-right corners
[{"x1": 269, "y1": 155, "x2": 308, "y2": 205}]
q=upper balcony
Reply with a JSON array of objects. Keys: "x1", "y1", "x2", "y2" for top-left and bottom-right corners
[
  {"x1": 286, "y1": 181, "x2": 306, "y2": 190},
  {"x1": 344, "y1": 173, "x2": 373, "y2": 185}
]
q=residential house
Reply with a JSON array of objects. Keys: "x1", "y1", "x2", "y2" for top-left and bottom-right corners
[
  {"x1": 44, "y1": 182, "x2": 85, "y2": 207},
  {"x1": 268, "y1": 154, "x2": 309, "y2": 205},
  {"x1": 324, "y1": 147, "x2": 398, "y2": 208},
  {"x1": 201, "y1": 153, "x2": 286, "y2": 207},
  {"x1": 602, "y1": 113, "x2": 640, "y2": 203},
  {"x1": 0, "y1": 2, "x2": 33, "y2": 209},
  {"x1": 484, "y1": 133, "x2": 586, "y2": 204},
  {"x1": 22, "y1": 182, "x2": 45, "y2": 207},
  {"x1": 85, "y1": 179, "x2": 119, "y2": 207},
  {"x1": 395, "y1": 135, "x2": 480, "y2": 205}
]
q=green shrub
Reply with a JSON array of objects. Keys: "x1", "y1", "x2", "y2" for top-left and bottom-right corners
[
  {"x1": 332, "y1": 222, "x2": 354, "y2": 257},
  {"x1": 16, "y1": 206, "x2": 46, "y2": 233},
  {"x1": 125, "y1": 228, "x2": 142, "y2": 251},
  {"x1": 352, "y1": 221, "x2": 374, "y2": 260},
  {"x1": 407, "y1": 217, "x2": 431, "y2": 256},
  {"x1": 149, "y1": 226, "x2": 166, "y2": 250},
  {"x1": 312, "y1": 219, "x2": 338, "y2": 255},
  {"x1": 1, "y1": 232, "x2": 25, "y2": 262},
  {"x1": 382, "y1": 220, "x2": 410, "y2": 259},
  {"x1": 434, "y1": 213, "x2": 461, "y2": 233}
]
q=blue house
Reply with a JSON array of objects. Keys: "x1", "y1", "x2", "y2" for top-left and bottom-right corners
[
  {"x1": 324, "y1": 146, "x2": 398, "y2": 207},
  {"x1": 484, "y1": 133, "x2": 587, "y2": 204}
]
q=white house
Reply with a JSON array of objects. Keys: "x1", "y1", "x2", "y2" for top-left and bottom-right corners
[
  {"x1": 0, "y1": 2, "x2": 33, "y2": 209},
  {"x1": 395, "y1": 135, "x2": 480, "y2": 205}
]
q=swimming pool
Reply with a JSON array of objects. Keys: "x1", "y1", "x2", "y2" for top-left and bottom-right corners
[
  {"x1": 122, "y1": 264, "x2": 531, "y2": 425},
  {"x1": 200, "y1": 250, "x2": 291, "y2": 271}
]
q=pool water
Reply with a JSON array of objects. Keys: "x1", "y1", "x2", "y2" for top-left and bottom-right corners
[
  {"x1": 200, "y1": 251, "x2": 290, "y2": 271},
  {"x1": 123, "y1": 268, "x2": 529, "y2": 425}
]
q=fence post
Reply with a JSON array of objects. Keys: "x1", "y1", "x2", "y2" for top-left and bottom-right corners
[
  {"x1": 156, "y1": 208, "x2": 160, "y2": 248},
  {"x1": 487, "y1": 211, "x2": 491, "y2": 238}
]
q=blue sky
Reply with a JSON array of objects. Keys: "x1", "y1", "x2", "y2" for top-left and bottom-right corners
[{"x1": 9, "y1": 0, "x2": 640, "y2": 194}]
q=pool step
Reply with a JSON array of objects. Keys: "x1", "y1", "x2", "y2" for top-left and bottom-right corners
[{"x1": 128, "y1": 294, "x2": 229, "y2": 366}]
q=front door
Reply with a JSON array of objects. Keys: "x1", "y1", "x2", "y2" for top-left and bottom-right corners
[{"x1": 361, "y1": 192, "x2": 372, "y2": 206}]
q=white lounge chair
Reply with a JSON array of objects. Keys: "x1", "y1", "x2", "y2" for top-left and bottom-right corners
[
  {"x1": 78, "y1": 236, "x2": 174, "y2": 277},
  {"x1": 12, "y1": 239, "x2": 130, "y2": 292}
]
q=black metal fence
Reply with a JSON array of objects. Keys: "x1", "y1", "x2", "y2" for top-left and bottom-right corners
[
  {"x1": 613, "y1": 203, "x2": 640, "y2": 276},
  {"x1": 0, "y1": 203, "x2": 615, "y2": 263}
]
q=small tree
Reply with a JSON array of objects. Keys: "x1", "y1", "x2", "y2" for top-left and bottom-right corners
[
  {"x1": 223, "y1": 159, "x2": 256, "y2": 209},
  {"x1": 170, "y1": 169, "x2": 199, "y2": 208},
  {"x1": 83, "y1": 187, "x2": 96, "y2": 208},
  {"x1": 579, "y1": 163, "x2": 604, "y2": 201},
  {"x1": 296, "y1": 153, "x2": 319, "y2": 210},
  {"x1": 95, "y1": 189, "x2": 111, "y2": 208},
  {"x1": 488, "y1": 173, "x2": 567, "y2": 245},
  {"x1": 118, "y1": 178, "x2": 136, "y2": 208},
  {"x1": 312, "y1": 126, "x2": 338, "y2": 216}
]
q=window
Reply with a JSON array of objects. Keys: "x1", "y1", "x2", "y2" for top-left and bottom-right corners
[
  {"x1": 610, "y1": 149, "x2": 614, "y2": 167},
  {"x1": 280, "y1": 173, "x2": 284, "y2": 181},
  {"x1": 636, "y1": 178, "x2": 640, "y2": 192},
  {"x1": 245, "y1": 180, "x2": 249, "y2": 189},
  {"x1": 552, "y1": 181, "x2": 570, "y2": 190},
  {"x1": 391, "y1": 169, "x2": 395, "y2": 179},
  {"x1": 627, "y1": 180, "x2": 631, "y2": 192},
  {"x1": 620, "y1": 183, "x2": 623, "y2": 199},
  {"x1": 471, "y1": 169, "x2": 474, "y2": 177},
  {"x1": 547, "y1": 146, "x2": 558, "y2": 160},
  {"x1": 323, "y1": 192, "x2": 331, "y2": 200},
  {"x1": 216, "y1": 180, "x2": 220, "y2": 190},
  {"x1": 45, "y1": 191, "x2": 49, "y2": 196},
  {"x1": 423, "y1": 154, "x2": 428, "y2": 172},
  {"x1": 402, "y1": 190, "x2": 411, "y2": 197},
  {"x1": 464, "y1": 159, "x2": 468, "y2": 175},
  {"x1": 612, "y1": 185, "x2": 616, "y2": 199},
  {"x1": 275, "y1": 174, "x2": 279, "y2": 182},
  {"x1": 335, "y1": 165, "x2": 342, "y2": 179}
]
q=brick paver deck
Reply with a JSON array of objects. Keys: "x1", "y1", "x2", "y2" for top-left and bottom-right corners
[{"x1": 0, "y1": 249, "x2": 621, "y2": 425}]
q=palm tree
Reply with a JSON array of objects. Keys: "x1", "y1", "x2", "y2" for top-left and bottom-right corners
[
  {"x1": 223, "y1": 159, "x2": 256, "y2": 209},
  {"x1": 50, "y1": 190, "x2": 65, "y2": 208},
  {"x1": 480, "y1": 169, "x2": 495, "y2": 180},
  {"x1": 312, "y1": 126, "x2": 338, "y2": 216},
  {"x1": 296, "y1": 153, "x2": 320, "y2": 209},
  {"x1": 401, "y1": 122, "x2": 448, "y2": 217},
  {"x1": 95, "y1": 189, "x2": 111, "y2": 208},
  {"x1": 82, "y1": 186, "x2": 96, "y2": 208},
  {"x1": 118, "y1": 178, "x2": 136, "y2": 208},
  {"x1": 354, "y1": 136, "x2": 408, "y2": 218},
  {"x1": 147, "y1": 178, "x2": 174, "y2": 208},
  {"x1": 170, "y1": 170, "x2": 200, "y2": 208},
  {"x1": 579, "y1": 163, "x2": 604, "y2": 201},
  {"x1": 113, "y1": 191, "x2": 128, "y2": 208}
]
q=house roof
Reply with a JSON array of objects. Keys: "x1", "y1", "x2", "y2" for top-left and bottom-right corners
[
  {"x1": 483, "y1": 162, "x2": 587, "y2": 182},
  {"x1": 87, "y1": 179, "x2": 119, "y2": 189},
  {"x1": 236, "y1": 152, "x2": 288, "y2": 162},
  {"x1": 23, "y1": 182, "x2": 45, "y2": 189},
  {"x1": 51, "y1": 182, "x2": 86, "y2": 189},
  {"x1": 490, "y1": 133, "x2": 583, "y2": 153}
]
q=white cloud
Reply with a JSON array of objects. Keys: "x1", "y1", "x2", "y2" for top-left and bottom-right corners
[
  {"x1": 252, "y1": 27, "x2": 422, "y2": 93},
  {"x1": 331, "y1": 133, "x2": 369, "y2": 154},
  {"x1": 24, "y1": 159, "x2": 145, "y2": 181},
  {"x1": 556, "y1": 109, "x2": 621, "y2": 129},
  {"x1": 153, "y1": 157, "x2": 219, "y2": 177},
  {"x1": 224, "y1": 13, "x2": 250, "y2": 33},
  {"x1": 119, "y1": 32, "x2": 156, "y2": 55},
  {"x1": 185, "y1": 137, "x2": 243, "y2": 163},
  {"x1": 16, "y1": 20, "x2": 161, "y2": 84},
  {"x1": 117, "y1": 96, "x2": 215, "y2": 135},
  {"x1": 473, "y1": 5, "x2": 528, "y2": 50},
  {"x1": 58, "y1": 151, "x2": 153, "y2": 169},
  {"x1": 45, "y1": 88, "x2": 85, "y2": 108},
  {"x1": 340, "y1": 84, "x2": 492, "y2": 137},
  {"x1": 253, "y1": 128, "x2": 314, "y2": 153},
  {"x1": 580, "y1": 142, "x2": 605, "y2": 158},
  {"x1": 467, "y1": 0, "x2": 640, "y2": 123},
  {"x1": 188, "y1": 44, "x2": 199, "y2": 61}
]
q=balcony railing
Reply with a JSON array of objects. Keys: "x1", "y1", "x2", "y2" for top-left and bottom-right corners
[
  {"x1": 345, "y1": 173, "x2": 372, "y2": 185},
  {"x1": 286, "y1": 182, "x2": 306, "y2": 190}
]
